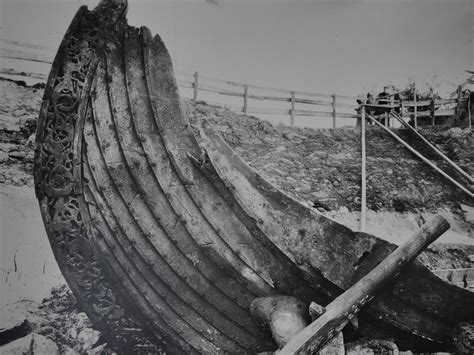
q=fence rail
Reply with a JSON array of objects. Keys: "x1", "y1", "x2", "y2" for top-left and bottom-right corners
[{"x1": 0, "y1": 43, "x2": 470, "y2": 130}]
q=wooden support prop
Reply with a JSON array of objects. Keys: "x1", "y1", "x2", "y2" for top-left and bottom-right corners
[
  {"x1": 279, "y1": 215, "x2": 450, "y2": 355},
  {"x1": 331, "y1": 93, "x2": 336, "y2": 133},
  {"x1": 390, "y1": 111, "x2": 474, "y2": 184},
  {"x1": 361, "y1": 106, "x2": 367, "y2": 232},
  {"x1": 290, "y1": 91, "x2": 295, "y2": 127},
  {"x1": 193, "y1": 71, "x2": 199, "y2": 103},
  {"x1": 367, "y1": 113, "x2": 474, "y2": 197}
]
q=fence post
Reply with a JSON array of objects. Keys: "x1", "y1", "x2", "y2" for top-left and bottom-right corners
[
  {"x1": 469, "y1": 94, "x2": 472, "y2": 131},
  {"x1": 290, "y1": 91, "x2": 295, "y2": 126},
  {"x1": 400, "y1": 98, "x2": 404, "y2": 120},
  {"x1": 243, "y1": 84, "x2": 248, "y2": 115},
  {"x1": 193, "y1": 71, "x2": 199, "y2": 103},
  {"x1": 413, "y1": 85, "x2": 418, "y2": 130},
  {"x1": 361, "y1": 105, "x2": 367, "y2": 232},
  {"x1": 456, "y1": 85, "x2": 462, "y2": 119},
  {"x1": 431, "y1": 97, "x2": 436, "y2": 127},
  {"x1": 331, "y1": 93, "x2": 336, "y2": 133}
]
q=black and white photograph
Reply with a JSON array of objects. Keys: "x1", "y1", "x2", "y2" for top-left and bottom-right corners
[{"x1": 0, "y1": 0, "x2": 473, "y2": 353}]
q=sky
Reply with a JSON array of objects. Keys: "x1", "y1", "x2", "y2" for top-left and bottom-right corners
[{"x1": 0, "y1": 0, "x2": 472, "y2": 125}]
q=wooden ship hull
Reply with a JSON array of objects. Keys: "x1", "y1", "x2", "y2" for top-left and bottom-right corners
[{"x1": 34, "y1": 2, "x2": 473, "y2": 353}]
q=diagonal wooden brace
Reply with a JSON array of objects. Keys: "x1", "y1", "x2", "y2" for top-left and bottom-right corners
[{"x1": 280, "y1": 215, "x2": 450, "y2": 354}]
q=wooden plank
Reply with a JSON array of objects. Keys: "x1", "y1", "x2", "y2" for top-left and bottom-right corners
[
  {"x1": 367, "y1": 113, "x2": 473, "y2": 198},
  {"x1": 0, "y1": 48, "x2": 52, "y2": 64},
  {"x1": 0, "y1": 67, "x2": 47, "y2": 80},
  {"x1": 433, "y1": 268, "x2": 474, "y2": 285},
  {"x1": 0, "y1": 38, "x2": 54, "y2": 52},
  {"x1": 279, "y1": 216, "x2": 450, "y2": 355},
  {"x1": 401, "y1": 100, "x2": 432, "y2": 107}
]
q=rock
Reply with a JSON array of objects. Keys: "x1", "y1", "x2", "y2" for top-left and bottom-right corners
[
  {"x1": 0, "y1": 151, "x2": 9, "y2": 163},
  {"x1": 0, "y1": 333, "x2": 60, "y2": 354},
  {"x1": 8, "y1": 151, "x2": 26, "y2": 159},
  {"x1": 0, "y1": 312, "x2": 32, "y2": 346},
  {"x1": 0, "y1": 143, "x2": 18, "y2": 152},
  {"x1": 85, "y1": 343, "x2": 108, "y2": 355},
  {"x1": 452, "y1": 321, "x2": 474, "y2": 355},
  {"x1": 345, "y1": 338, "x2": 399, "y2": 355},
  {"x1": 61, "y1": 345, "x2": 81, "y2": 355},
  {"x1": 76, "y1": 328, "x2": 101, "y2": 352},
  {"x1": 460, "y1": 204, "x2": 474, "y2": 224}
]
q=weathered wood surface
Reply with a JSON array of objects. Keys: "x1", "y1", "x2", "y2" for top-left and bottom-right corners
[
  {"x1": 280, "y1": 215, "x2": 450, "y2": 354},
  {"x1": 35, "y1": 0, "x2": 474, "y2": 353},
  {"x1": 198, "y1": 122, "x2": 474, "y2": 349}
]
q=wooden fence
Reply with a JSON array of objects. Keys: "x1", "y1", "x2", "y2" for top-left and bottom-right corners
[{"x1": 0, "y1": 40, "x2": 471, "y2": 130}]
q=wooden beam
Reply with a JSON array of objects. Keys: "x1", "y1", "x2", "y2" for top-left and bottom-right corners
[{"x1": 279, "y1": 215, "x2": 450, "y2": 354}]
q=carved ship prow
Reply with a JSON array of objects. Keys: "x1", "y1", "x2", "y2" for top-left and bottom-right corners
[{"x1": 35, "y1": 1, "x2": 473, "y2": 353}]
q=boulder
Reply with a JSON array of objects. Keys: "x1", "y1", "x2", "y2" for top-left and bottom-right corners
[
  {"x1": 345, "y1": 338, "x2": 399, "y2": 355},
  {"x1": 0, "y1": 333, "x2": 59, "y2": 354}
]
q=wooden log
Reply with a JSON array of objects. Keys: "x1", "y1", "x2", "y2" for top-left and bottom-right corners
[
  {"x1": 279, "y1": 215, "x2": 450, "y2": 354},
  {"x1": 390, "y1": 111, "x2": 474, "y2": 184},
  {"x1": 367, "y1": 113, "x2": 474, "y2": 197}
]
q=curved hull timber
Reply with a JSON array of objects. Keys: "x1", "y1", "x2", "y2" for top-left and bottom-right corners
[{"x1": 35, "y1": 2, "x2": 473, "y2": 353}]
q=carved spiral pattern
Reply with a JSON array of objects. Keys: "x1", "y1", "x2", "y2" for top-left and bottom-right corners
[{"x1": 35, "y1": 5, "x2": 162, "y2": 353}]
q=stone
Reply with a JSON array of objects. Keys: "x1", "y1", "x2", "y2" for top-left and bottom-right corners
[
  {"x1": 452, "y1": 321, "x2": 474, "y2": 355},
  {"x1": 77, "y1": 328, "x2": 101, "y2": 351},
  {"x1": 0, "y1": 151, "x2": 9, "y2": 163},
  {"x1": 8, "y1": 151, "x2": 26, "y2": 159},
  {"x1": 0, "y1": 312, "x2": 31, "y2": 346},
  {"x1": 345, "y1": 338, "x2": 399, "y2": 355},
  {"x1": 460, "y1": 203, "x2": 474, "y2": 225},
  {"x1": 0, "y1": 333, "x2": 60, "y2": 354}
]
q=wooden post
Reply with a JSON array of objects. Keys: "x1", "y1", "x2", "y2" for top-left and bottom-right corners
[
  {"x1": 243, "y1": 84, "x2": 248, "y2": 115},
  {"x1": 413, "y1": 85, "x2": 418, "y2": 130},
  {"x1": 361, "y1": 105, "x2": 367, "y2": 232},
  {"x1": 331, "y1": 94, "x2": 336, "y2": 133},
  {"x1": 193, "y1": 71, "x2": 199, "y2": 103},
  {"x1": 290, "y1": 91, "x2": 295, "y2": 127},
  {"x1": 469, "y1": 94, "x2": 472, "y2": 131},
  {"x1": 456, "y1": 85, "x2": 462, "y2": 118},
  {"x1": 400, "y1": 98, "x2": 404, "y2": 121},
  {"x1": 431, "y1": 97, "x2": 436, "y2": 127},
  {"x1": 279, "y1": 215, "x2": 450, "y2": 355}
]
